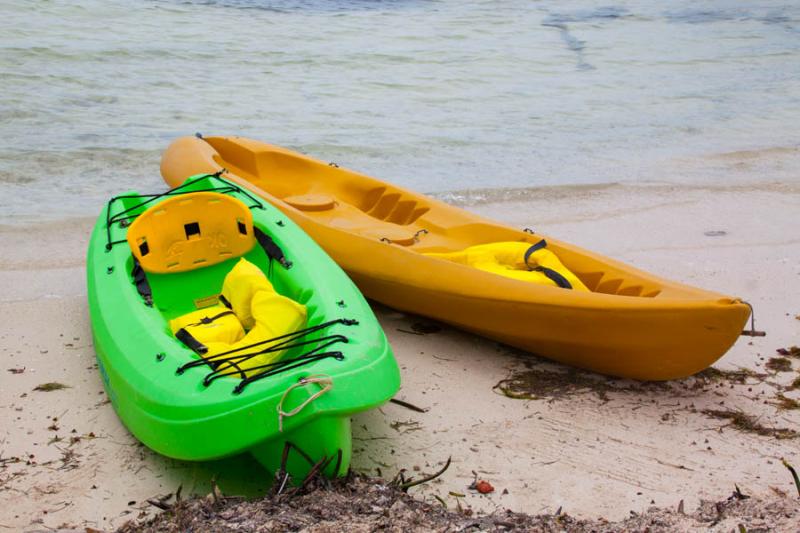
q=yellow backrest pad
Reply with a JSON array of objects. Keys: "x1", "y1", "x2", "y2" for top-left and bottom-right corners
[{"x1": 127, "y1": 192, "x2": 255, "y2": 274}]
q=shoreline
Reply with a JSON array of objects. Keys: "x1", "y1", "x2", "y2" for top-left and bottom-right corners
[
  {"x1": 1, "y1": 141, "x2": 799, "y2": 227},
  {"x1": 1, "y1": 178, "x2": 799, "y2": 530}
]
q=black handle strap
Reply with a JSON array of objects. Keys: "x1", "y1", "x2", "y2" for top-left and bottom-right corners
[
  {"x1": 131, "y1": 258, "x2": 153, "y2": 306},
  {"x1": 254, "y1": 227, "x2": 292, "y2": 269},
  {"x1": 175, "y1": 328, "x2": 209, "y2": 354},
  {"x1": 523, "y1": 239, "x2": 572, "y2": 289},
  {"x1": 533, "y1": 266, "x2": 573, "y2": 289},
  {"x1": 523, "y1": 239, "x2": 548, "y2": 269}
]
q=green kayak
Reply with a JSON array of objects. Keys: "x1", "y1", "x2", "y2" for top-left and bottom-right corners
[{"x1": 86, "y1": 173, "x2": 399, "y2": 482}]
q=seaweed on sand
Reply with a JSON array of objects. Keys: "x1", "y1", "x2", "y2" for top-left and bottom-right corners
[
  {"x1": 773, "y1": 394, "x2": 800, "y2": 410},
  {"x1": 702, "y1": 409, "x2": 797, "y2": 439},
  {"x1": 696, "y1": 367, "x2": 766, "y2": 384},
  {"x1": 33, "y1": 382, "x2": 70, "y2": 392},
  {"x1": 765, "y1": 357, "x2": 792, "y2": 372},
  {"x1": 116, "y1": 472, "x2": 800, "y2": 533},
  {"x1": 493, "y1": 366, "x2": 615, "y2": 402}
]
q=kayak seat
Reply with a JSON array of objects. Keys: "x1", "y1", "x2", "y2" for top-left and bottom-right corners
[
  {"x1": 127, "y1": 192, "x2": 255, "y2": 274},
  {"x1": 282, "y1": 195, "x2": 422, "y2": 245},
  {"x1": 425, "y1": 241, "x2": 590, "y2": 291},
  {"x1": 170, "y1": 258, "x2": 307, "y2": 378}
]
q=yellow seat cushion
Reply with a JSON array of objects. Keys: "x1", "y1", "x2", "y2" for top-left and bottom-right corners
[{"x1": 425, "y1": 241, "x2": 589, "y2": 291}]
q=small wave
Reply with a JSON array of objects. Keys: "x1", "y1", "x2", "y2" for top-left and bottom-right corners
[
  {"x1": 162, "y1": 0, "x2": 424, "y2": 13},
  {"x1": 431, "y1": 183, "x2": 622, "y2": 207}
]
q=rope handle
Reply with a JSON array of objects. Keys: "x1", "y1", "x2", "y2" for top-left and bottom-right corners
[{"x1": 277, "y1": 374, "x2": 333, "y2": 432}]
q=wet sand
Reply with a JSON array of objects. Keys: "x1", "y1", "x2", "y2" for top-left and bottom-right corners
[{"x1": 1, "y1": 175, "x2": 799, "y2": 531}]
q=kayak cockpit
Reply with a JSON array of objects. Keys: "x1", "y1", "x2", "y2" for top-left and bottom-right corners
[{"x1": 103, "y1": 175, "x2": 353, "y2": 394}]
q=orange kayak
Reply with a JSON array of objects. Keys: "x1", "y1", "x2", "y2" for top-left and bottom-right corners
[{"x1": 161, "y1": 135, "x2": 750, "y2": 380}]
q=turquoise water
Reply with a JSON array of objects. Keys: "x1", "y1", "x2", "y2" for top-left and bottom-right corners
[{"x1": 1, "y1": 0, "x2": 799, "y2": 221}]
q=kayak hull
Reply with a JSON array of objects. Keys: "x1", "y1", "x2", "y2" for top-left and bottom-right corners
[
  {"x1": 160, "y1": 136, "x2": 750, "y2": 381},
  {"x1": 87, "y1": 175, "x2": 400, "y2": 479}
]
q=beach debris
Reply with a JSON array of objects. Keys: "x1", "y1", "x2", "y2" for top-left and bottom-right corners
[
  {"x1": 494, "y1": 364, "x2": 614, "y2": 402},
  {"x1": 791, "y1": 376, "x2": 800, "y2": 390},
  {"x1": 389, "y1": 397, "x2": 429, "y2": 413},
  {"x1": 773, "y1": 394, "x2": 800, "y2": 410},
  {"x1": 6, "y1": 367, "x2": 24, "y2": 374},
  {"x1": 782, "y1": 458, "x2": 800, "y2": 497},
  {"x1": 33, "y1": 382, "x2": 70, "y2": 392},
  {"x1": 702, "y1": 409, "x2": 797, "y2": 439},
  {"x1": 733, "y1": 484, "x2": 749, "y2": 500},
  {"x1": 411, "y1": 322, "x2": 442, "y2": 334},
  {"x1": 704, "y1": 230, "x2": 727, "y2": 237},
  {"x1": 114, "y1": 471, "x2": 800, "y2": 532},
  {"x1": 468, "y1": 470, "x2": 495, "y2": 494},
  {"x1": 0, "y1": 456, "x2": 20, "y2": 467},
  {"x1": 475, "y1": 480, "x2": 494, "y2": 494},
  {"x1": 393, "y1": 456, "x2": 451, "y2": 492},
  {"x1": 390, "y1": 420, "x2": 422, "y2": 434},
  {"x1": 776, "y1": 346, "x2": 800, "y2": 357},
  {"x1": 56, "y1": 446, "x2": 79, "y2": 470},
  {"x1": 765, "y1": 357, "x2": 792, "y2": 372},
  {"x1": 697, "y1": 367, "x2": 766, "y2": 384}
]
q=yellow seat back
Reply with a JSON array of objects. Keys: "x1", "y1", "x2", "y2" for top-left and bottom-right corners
[{"x1": 127, "y1": 192, "x2": 255, "y2": 274}]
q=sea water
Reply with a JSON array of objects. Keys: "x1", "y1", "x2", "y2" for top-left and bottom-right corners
[{"x1": 1, "y1": 0, "x2": 799, "y2": 222}]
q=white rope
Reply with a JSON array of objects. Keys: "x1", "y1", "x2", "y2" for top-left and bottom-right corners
[{"x1": 276, "y1": 374, "x2": 333, "y2": 432}]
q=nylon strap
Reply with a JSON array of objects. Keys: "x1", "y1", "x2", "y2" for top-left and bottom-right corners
[
  {"x1": 254, "y1": 227, "x2": 292, "y2": 269},
  {"x1": 175, "y1": 328, "x2": 208, "y2": 355},
  {"x1": 534, "y1": 266, "x2": 573, "y2": 289},
  {"x1": 523, "y1": 239, "x2": 548, "y2": 269},
  {"x1": 131, "y1": 258, "x2": 153, "y2": 306},
  {"x1": 186, "y1": 310, "x2": 235, "y2": 327}
]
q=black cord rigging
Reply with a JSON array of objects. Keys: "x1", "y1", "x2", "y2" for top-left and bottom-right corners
[
  {"x1": 176, "y1": 318, "x2": 358, "y2": 394},
  {"x1": 104, "y1": 171, "x2": 264, "y2": 250}
]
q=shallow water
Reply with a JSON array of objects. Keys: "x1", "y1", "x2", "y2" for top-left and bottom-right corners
[{"x1": 1, "y1": 0, "x2": 799, "y2": 222}]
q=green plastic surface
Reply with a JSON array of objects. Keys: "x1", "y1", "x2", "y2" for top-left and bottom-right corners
[{"x1": 86, "y1": 175, "x2": 400, "y2": 481}]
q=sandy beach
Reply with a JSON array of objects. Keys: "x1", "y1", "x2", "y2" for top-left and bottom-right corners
[{"x1": 1, "y1": 150, "x2": 800, "y2": 531}]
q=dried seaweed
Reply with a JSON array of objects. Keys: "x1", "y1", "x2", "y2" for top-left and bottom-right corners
[
  {"x1": 773, "y1": 394, "x2": 800, "y2": 410},
  {"x1": 765, "y1": 358, "x2": 792, "y2": 372},
  {"x1": 702, "y1": 409, "x2": 797, "y2": 439},
  {"x1": 776, "y1": 346, "x2": 800, "y2": 358},
  {"x1": 697, "y1": 367, "x2": 765, "y2": 384},
  {"x1": 115, "y1": 472, "x2": 800, "y2": 533},
  {"x1": 494, "y1": 366, "x2": 618, "y2": 401},
  {"x1": 33, "y1": 382, "x2": 70, "y2": 392}
]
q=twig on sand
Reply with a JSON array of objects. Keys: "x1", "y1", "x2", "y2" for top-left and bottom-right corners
[
  {"x1": 782, "y1": 458, "x2": 800, "y2": 497},
  {"x1": 146, "y1": 493, "x2": 173, "y2": 511},
  {"x1": 397, "y1": 456, "x2": 452, "y2": 492},
  {"x1": 390, "y1": 398, "x2": 429, "y2": 413}
]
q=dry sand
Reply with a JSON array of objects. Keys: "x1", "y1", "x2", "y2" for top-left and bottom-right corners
[{"x1": 1, "y1": 152, "x2": 799, "y2": 531}]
